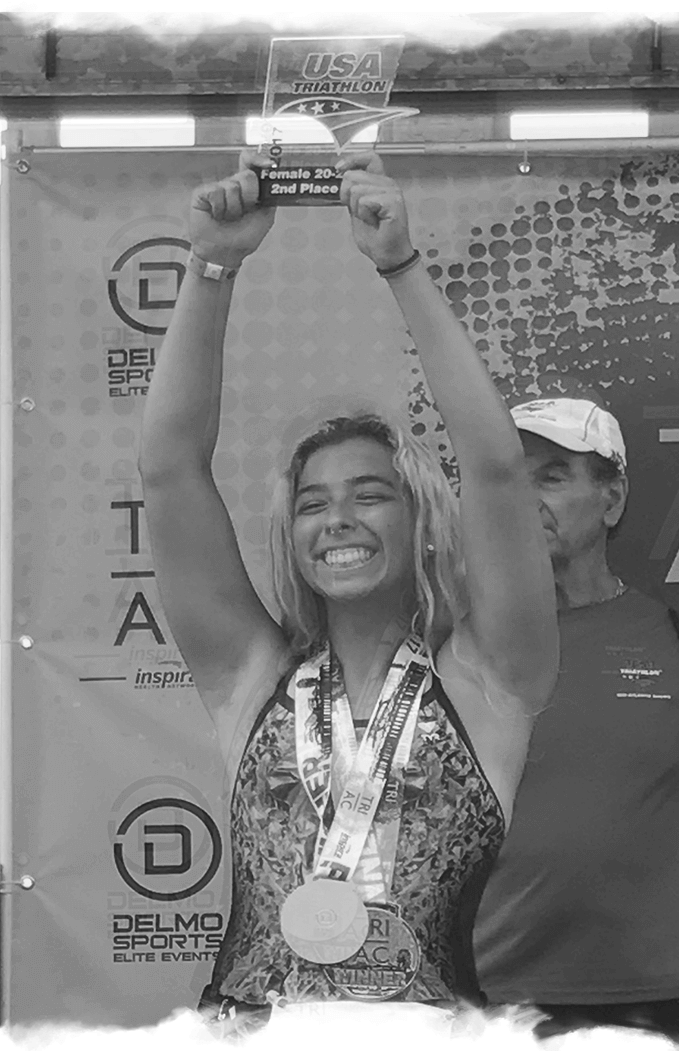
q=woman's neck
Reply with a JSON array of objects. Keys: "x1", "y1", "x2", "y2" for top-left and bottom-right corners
[{"x1": 326, "y1": 600, "x2": 414, "y2": 720}]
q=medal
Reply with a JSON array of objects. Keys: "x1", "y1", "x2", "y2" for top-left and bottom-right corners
[
  {"x1": 323, "y1": 902, "x2": 420, "y2": 1002},
  {"x1": 284, "y1": 635, "x2": 430, "y2": 984},
  {"x1": 280, "y1": 879, "x2": 369, "y2": 964}
]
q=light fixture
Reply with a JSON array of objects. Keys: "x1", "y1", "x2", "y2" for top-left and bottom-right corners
[
  {"x1": 0, "y1": 117, "x2": 6, "y2": 184},
  {"x1": 245, "y1": 115, "x2": 378, "y2": 147},
  {"x1": 59, "y1": 116, "x2": 195, "y2": 149},
  {"x1": 510, "y1": 110, "x2": 649, "y2": 141}
]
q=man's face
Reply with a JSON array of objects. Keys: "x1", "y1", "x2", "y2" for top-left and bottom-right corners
[{"x1": 520, "y1": 431, "x2": 627, "y2": 568}]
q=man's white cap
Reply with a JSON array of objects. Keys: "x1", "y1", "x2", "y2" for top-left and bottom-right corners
[{"x1": 510, "y1": 397, "x2": 627, "y2": 470}]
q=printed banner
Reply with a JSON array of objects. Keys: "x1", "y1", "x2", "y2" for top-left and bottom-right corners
[
  {"x1": 7, "y1": 144, "x2": 414, "y2": 1027},
  {"x1": 6, "y1": 141, "x2": 679, "y2": 1027}
]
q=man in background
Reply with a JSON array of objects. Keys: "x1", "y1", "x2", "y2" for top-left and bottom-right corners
[{"x1": 474, "y1": 395, "x2": 679, "y2": 1040}]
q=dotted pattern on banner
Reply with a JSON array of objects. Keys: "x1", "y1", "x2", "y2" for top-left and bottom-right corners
[{"x1": 393, "y1": 155, "x2": 679, "y2": 492}]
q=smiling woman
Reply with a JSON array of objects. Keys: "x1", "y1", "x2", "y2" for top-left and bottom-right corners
[
  {"x1": 271, "y1": 419, "x2": 463, "y2": 661},
  {"x1": 138, "y1": 149, "x2": 558, "y2": 1033}
]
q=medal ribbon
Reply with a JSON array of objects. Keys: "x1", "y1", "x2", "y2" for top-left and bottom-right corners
[
  {"x1": 294, "y1": 635, "x2": 430, "y2": 900},
  {"x1": 294, "y1": 649, "x2": 333, "y2": 839},
  {"x1": 331, "y1": 683, "x2": 419, "y2": 900}
]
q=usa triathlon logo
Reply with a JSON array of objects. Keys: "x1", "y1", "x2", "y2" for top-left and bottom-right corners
[{"x1": 263, "y1": 37, "x2": 418, "y2": 149}]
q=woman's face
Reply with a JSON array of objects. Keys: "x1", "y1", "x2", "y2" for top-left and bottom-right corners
[{"x1": 291, "y1": 437, "x2": 415, "y2": 606}]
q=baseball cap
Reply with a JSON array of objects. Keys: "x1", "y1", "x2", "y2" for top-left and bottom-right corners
[{"x1": 510, "y1": 397, "x2": 627, "y2": 470}]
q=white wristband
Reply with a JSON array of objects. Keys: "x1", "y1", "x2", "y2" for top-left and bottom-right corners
[{"x1": 186, "y1": 250, "x2": 241, "y2": 283}]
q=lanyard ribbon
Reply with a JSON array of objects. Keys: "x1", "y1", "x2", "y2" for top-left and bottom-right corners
[{"x1": 294, "y1": 635, "x2": 430, "y2": 902}]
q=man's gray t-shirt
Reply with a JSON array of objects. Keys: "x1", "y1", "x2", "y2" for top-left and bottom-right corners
[{"x1": 474, "y1": 588, "x2": 679, "y2": 1004}]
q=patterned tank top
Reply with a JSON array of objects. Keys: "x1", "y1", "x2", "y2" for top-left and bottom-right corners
[{"x1": 208, "y1": 666, "x2": 505, "y2": 1006}]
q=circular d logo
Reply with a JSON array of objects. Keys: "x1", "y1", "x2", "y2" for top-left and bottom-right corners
[
  {"x1": 108, "y1": 236, "x2": 190, "y2": 336},
  {"x1": 112, "y1": 794, "x2": 222, "y2": 902}
]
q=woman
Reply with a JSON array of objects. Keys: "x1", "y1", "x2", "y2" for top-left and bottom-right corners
[{"x1": 138, "y1": 152, "x2": 557, "y2": 1028}]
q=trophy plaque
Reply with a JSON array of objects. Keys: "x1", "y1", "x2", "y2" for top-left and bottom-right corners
[{"x1": 258, "y1": 35, "x2": 418, "y2": 206}]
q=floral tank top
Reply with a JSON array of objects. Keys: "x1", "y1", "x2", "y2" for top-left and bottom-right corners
[{"x1": 208, "y1": 666, "x2": 505, "y2": 1006}]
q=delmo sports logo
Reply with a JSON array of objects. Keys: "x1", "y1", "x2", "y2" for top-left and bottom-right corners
[
  {"x1": 104, "y1": 217, "x2": 190, "y2": 336},
  {"x1": 108, "y1": 778, "x2": 225, "y2": 961},
  {"x1": 108, "y1": 237, "x2": 190, "y2": 335},
  {"x1": 109, "y1": 777, "x2": 223, "y2": 903}
]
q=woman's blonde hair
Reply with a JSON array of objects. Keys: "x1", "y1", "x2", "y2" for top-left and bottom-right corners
[{"x1": 269, "y1": 413, "x2": 467, "y2": 659}]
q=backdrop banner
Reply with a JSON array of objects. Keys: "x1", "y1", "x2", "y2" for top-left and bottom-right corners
[{"x1": 7, "y1": 144, "x2": 679, "y2": 1027}]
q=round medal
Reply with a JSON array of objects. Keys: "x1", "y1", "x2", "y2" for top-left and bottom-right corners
[
  {"x1": 323, "y1": 902, "x2": 420, "y2": 1001},
  {"x1": 281, "y1": 879, "x2": 369, "y2": 965}
]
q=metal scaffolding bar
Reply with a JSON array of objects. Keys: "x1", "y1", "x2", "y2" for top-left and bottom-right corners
[
  {"x1": 0, "y1": 131, "x2": 15, "y2": 1027},
  {"x1": 16, "y1": 137, "x2": 679, "y2": 157}
]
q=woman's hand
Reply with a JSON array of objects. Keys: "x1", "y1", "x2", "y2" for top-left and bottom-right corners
[
  {"x1": 190, "y1": 150, "x2": 276, "y2": 267},
  {"x1": 338, "y1": 152, "x2": 414, "y2": 271}
]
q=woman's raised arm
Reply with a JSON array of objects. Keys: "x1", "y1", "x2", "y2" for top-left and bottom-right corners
[
  {"x1": 338, "y1": 154, "x2": 558, "y2": 714},
  {"x1": 138, "y1": 154, "x2": 287, "y2": 712}
]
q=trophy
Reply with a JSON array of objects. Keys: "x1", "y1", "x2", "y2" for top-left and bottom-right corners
[{"x1": 257, "y1": 35, "x2": 419, "y2": 206}]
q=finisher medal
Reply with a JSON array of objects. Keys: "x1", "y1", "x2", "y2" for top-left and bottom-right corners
[
  {"x1": 285, "y1": 636, "x2": 430, "y2": 984},
  {"x1": 281, "y1": 879, "x2": 369, "y2": 964},
  {"x1": 323, "y1": 902, "x2": 420, "y2": 1002}
]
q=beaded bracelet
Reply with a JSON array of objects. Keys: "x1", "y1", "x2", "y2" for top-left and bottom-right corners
[{"x1": 376, "y1": 249, "x2": 421, "y2": 279}]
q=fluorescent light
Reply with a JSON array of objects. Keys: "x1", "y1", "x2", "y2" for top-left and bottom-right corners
[
  {"x1": 59, "y1": 116, "x2": 195, "y2": 148},
  {"x1": 246, "y1": 116, "x2": 377, "y2": 147},
  {"x1": 351, "y1": 123, "x2": 380, "y2": 143},
  {"x1": 0, "y1": 118, "x2": 6, "y2": 185},
  {"x1": 510, "y1": 110, "x2": 649, "y2": 140}
]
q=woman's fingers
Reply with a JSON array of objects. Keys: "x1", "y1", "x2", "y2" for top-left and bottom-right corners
[
  {"x1": 192, "y1": 183, "x2": 220, "y2": 216},
  {"x1": 336, "y1": 150, "x2": 385, "y2": 176},
  {"x1": 222, "y1": 179, "x2": 244, "y2": 221},
  {"x1": 238, "y1": 149, "x2": 275, "y2": 209},
  {"x1": 351, "y1": 190, "x2": 384, "y2": 228},
  {"x1": 340, "y1": 167, "x2": 391, "y2": 197},
  {"x1": 238, "y1": 147, "x2": 274, "y2": 174},
  {"x1": 344, "y1": 179, "x2": 413, "y2": 266},
  {"x1": 189, "y1": 150, "x2": 275, "y2": 256},
  {"x1": 193, "y1": 181, "x2": 237, "y2": 222},
  {"x1": 347, "y1": 182, "x2": 400, "y2": 224},
  {"x1": 238, "y1": 168, "x2": 262, "y2": 211},
  {"x1": 194, "y1": 173, "x2": 258, "y2": 223},
  {"x1": 356, "y1": 194, "x2": 392, "y2": 227}
]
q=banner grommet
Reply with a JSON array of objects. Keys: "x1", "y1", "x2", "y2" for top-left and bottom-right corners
[{"x1": 0, "y1": 874, "x2": 35, "y2": 894}]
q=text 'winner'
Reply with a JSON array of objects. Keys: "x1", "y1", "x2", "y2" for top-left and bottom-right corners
[{"x1": 257, "y1": 165, "x2": 343, "y2": 206}]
